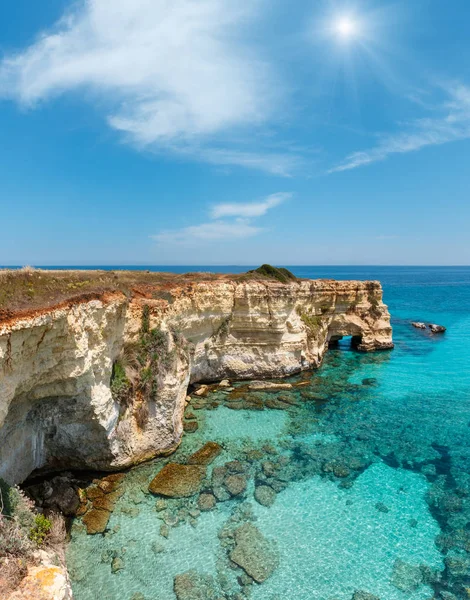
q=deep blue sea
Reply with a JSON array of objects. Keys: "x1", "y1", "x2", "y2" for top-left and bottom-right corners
[{"x1": 63, "y1": 266, "x2": 470, "y2": 600}]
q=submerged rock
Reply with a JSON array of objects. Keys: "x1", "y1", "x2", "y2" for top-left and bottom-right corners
[
  {"x1": 230, "y1": 523, "x2": 279, "y2": 583},
  {"x1": 198, "y1": 493, "x2": 216, "y2": 511},
  {"x1": 183, "y1": 421, "x2": 199, "y2": 433},
  {"x1": 173, "y1": 570, "x2": 217, "y2": 600},
  {"x1": 254, "y1": 485, "x2": 276, "y2": 507},
  {"x1": 224, "y1": 474, "x2": 247, "y2": 497},
  {"x1": 248, "y1": 381, "x2": 293, "y2": 391},
  {"x1": 352, "y1": 592, "x2": 380, "y2": 600},
  {"x1": 187, "y1": 442, "x2": 223, "y2": 466},
  {"x1": 111, "y1": 557, "x2": 124, "y2": 574},
  {"x1": 390, "y1": 559, "x2": 423, "y2": 592},
  {"x1": 148, "y1": 463, "x2": 206, "y2": 498},
  {"x1": 82, "y1": 508, "x2": 111, "y2": 534}
]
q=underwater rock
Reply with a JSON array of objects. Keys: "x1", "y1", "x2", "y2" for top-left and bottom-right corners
[
  {"x1": 131, "y1": 594, "x2": 145, "y2": 600},
  {"x1": 213, "y1": 486, "x2": 231, "y2": 502},
  {"x1": 173, "y1": 570, "x2": 217, "y2": 600},
  {"x1": 111, "y1": 557, "x2": 124, "y2": 574},
  {"x1": 224, "y1": 474, "x2": 247, "y2": 497},
  {"x1": 225, "y1": 460, "x2": 246, "y2": 474},
  {"x1": 265, "y1": 399, "x2": 291, "y2": 410},
  {"x1": 160, "y1": 524, "x2": 170, "y2": 538},
  {"x1": 82, "y1": 508, "x2": 111, "y2": 534},
  {"x1": 198, "y1": 493, "x2": 216, "y2": 511},
  {"x1": 183, "y1": 421, "x2": 199, "y2": 433},
  {"x1": 444, "y1": 553, "x2": 470, "y2": 577},
  {"x1": 429, "y1": 323, "x2": 446, "y2": 333},
  {"x1": 148, "y1": 463, "x2": 206, "y2": 498},
  {"x1": 155, "y1": 498, "x2": 167, "y2": 512},
  {"x1": 375, "y1": 502, "x2": 390, "y2": 514},
  {"x1": 254, "y1": 485, "x2": 276, "y2": 507},
  {"x1": 187, "y1": 442, "x2": 223, "y2": 466},
  {"x1": 230, "y1": 523, "x2": 279, "y2": 583},
  {"x1": 212, "y1": 466, "x2": 228, "y2": 487},
  {"x1": 262, "y1": 461, "x2": 278, "y2": 477},
  {"x1": 97, "y1": 473, "x2": 125, "y2": 494},
  {"x1": 248, "y1": 381, "x2": 293, "y2": 390},
  {"x1": 411, "y1": 322, "x2": 426, "y2": 330},
  {"x1": 352, "y1": 592, "x2": 380, "y2": 600},
  {"x1": 390, "y1": 559, "x2": 423, "y2": 592},
  {"x1": 362, "y1": 378, "x2": 377, "y2": 387}
]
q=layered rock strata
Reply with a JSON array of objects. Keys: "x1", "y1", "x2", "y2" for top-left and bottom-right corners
[{"x1": 0, "y1": 278, "x2": 392, "y2": 484}]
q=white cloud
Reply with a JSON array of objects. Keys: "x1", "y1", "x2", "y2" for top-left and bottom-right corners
[
  {"x1": 210, "y1": 192, "x2": 291, "y2": 219},
  {"x1": 153, "y1": 220, "x2": 261, "y2": 244},
  {"x1": 329, "y1": 83, "x2": 470, "y2": 173},
  {"x1": 0, "y1": 0, "x2": 292, "y2": 173},
  {"x1": 153, "y1": 192, "x2": 290, "y2": 244}
]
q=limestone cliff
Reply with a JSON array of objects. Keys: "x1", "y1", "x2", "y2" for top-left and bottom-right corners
[{"x1": 0, "y1": 276, "x2": 392, "y2": 484}]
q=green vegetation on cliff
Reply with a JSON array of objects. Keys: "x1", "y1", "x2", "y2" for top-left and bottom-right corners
[{"x1": 248, "y1": 264, "x2": 297, "y2": 284}]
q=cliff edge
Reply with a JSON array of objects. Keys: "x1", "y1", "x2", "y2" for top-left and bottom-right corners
[{"x1": 0, "y1": 269, "x2": 393, "y2": 484}]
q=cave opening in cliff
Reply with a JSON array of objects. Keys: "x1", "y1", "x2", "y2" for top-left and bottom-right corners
[{"x1": 328, "y1": 335, "x2": 363, "y2": 350}]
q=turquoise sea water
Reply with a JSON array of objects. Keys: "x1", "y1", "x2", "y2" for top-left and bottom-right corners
[{"x1": 66, "y1": 267, "x2": 470, "y2": 600}]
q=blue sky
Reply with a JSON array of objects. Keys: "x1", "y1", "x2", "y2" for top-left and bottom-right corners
[{"x1": 1, "y1": 0, "x2": 470, "y2": 266}]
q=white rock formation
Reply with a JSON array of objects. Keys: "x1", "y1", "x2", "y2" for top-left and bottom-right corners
[{"x1": 0, "y1": 279, "x2": 392, "y2": 485}]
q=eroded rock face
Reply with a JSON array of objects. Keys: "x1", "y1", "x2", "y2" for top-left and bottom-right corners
[{"x1": 0, "y1": 278, "x2": 392, "y2": 484}]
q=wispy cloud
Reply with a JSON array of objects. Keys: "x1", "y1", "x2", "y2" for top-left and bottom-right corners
[
  {"x1": 0, "y1": 0, "x2": 296, "y2": 174},
  {"x1": 210, "y1": 192, "x2": 291, "y2": 219},
  {"x1": 153, "y1": 192, "x2": 290, "y2": 244},
  {"x1": 329, "y1": 83, "x2": 470, "y2": 173}
]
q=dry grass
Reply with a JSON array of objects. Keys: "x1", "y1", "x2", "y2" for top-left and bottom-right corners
[
  {"x1": 0, "y1": 556, "x2": 28, "y2": 599},
  {"x1": 0, "y1": 268, "x2": 290, "y2": 321}
]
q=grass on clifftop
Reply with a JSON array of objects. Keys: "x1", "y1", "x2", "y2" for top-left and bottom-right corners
[{"x1": 0, "y1": 266, "x2": 300, "y2": 320}]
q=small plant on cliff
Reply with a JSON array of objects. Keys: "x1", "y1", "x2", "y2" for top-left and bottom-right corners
[
  {"x1": 110, "y1": 360, "x2": 131, "y2": 406},
  {"x1": 29, "y1": 514, "x2": 52, "y2": 546},
  {"x1": 297, "y1": 308, "x2": 323, "y2": 335},
  {"x1": 248, "y1": 264, "x2": 297, "y2": 284},
  {"x1": 0, "y1": 478, "x2": 35, "y2": 558},
  {"x1": 110, "y1": 305, "x2": 177, "y2": 426}
]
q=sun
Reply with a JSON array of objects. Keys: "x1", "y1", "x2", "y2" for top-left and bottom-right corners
[{"x1": 334, "y1": 17, "x2": 358, "y2": 39}]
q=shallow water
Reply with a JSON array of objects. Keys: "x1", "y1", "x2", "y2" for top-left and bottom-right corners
[{"x1": 67, "y1": 267, "x2": 470, "y2": 600}]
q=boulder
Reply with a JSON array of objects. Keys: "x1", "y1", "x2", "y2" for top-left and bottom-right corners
[
  {"x1": 224, "y1": 474, "x2": 247, "y2": 496},
  {"x1": 187, "y1": 442, "x2": 222, "y2": 466},
  {"x1": 411, "y1": 322, "x2": 426, "y2": 330},
  {"x1": 149, "y1": 464, "x2": 206, "y2": 498},
  {"x1": 429, "y1": 324, "x2": 446, "y2": 334},
  {"x1": 230, "y1": 523, "x2": 279, "y2": 583},
  {"x1": 218, "y1": 380, "x2": 231, "y2": 388},
  {"x1": 183, "y1": 421, "x2": 199, "y2": 433},
  {"x1": 173, "y1": 570, "x2": 217, "y2": 600},
  {"x1": 197, "y1": 493, "x2": 216, "y2": 512},
  {"x1": 254, "y1": 485, "x2": 276, "y2": 507},
  {"x1": 194, "y1": 385, "x2": 209, "y2": 397},
  {"x1": 248, "y1": 381, "x2": 292, "y2": 391},
  {"x1": 82, "y1": 508, "x2": 111, "y2": 534},
  {"x1": 111, "y1": 557, "x2": 124, "y2": 574},
  {"x1": 97, "y1": 473, "x2": 125, "y2": 494}
]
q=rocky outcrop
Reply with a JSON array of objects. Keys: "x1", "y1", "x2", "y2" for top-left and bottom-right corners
[{"x1": 0, "y1": 277, "x2": 392, "y2": 484}]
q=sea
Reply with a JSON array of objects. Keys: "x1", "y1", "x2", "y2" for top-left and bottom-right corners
[{"x1": 60, "y1": 266, "x2": 470, "y2": 600}]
